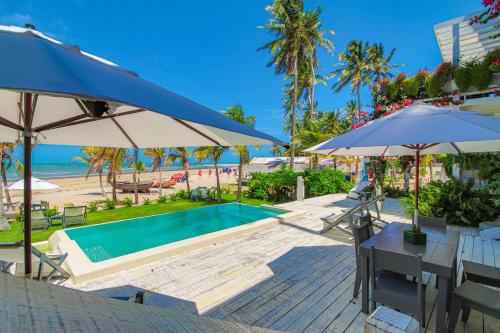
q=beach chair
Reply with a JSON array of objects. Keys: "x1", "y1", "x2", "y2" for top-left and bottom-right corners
[
  {"x1": 31, "y1": 246, "x2": 70, "y2": 282},
  {"x1": 200, "y1": 187, "x2": 214, "y2": 201},
  {"x1": 62, "y1": 206, "x2": 87, "y2": 228},
  {"x1": 320, "y1": 201, "x2": 365, "y2": 236},
  {"x1": 347, "y1": 180, "x2": 371, "y2": 200},
  {"x1": 21, "y1": 209, "x2": 50, "y2": 231},
  {"x1": 190, "y1": 187, "x2": 205, "y2": 201}
]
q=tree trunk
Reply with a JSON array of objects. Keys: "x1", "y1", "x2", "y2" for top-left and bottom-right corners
[
  {"x1": 112, "y1": 172, "x2": 117, "y2": 202},
  {"x1": 429, "y1": 159, "x2": 434, "y2": 182},
  {"x1": 289, "y1": 57, "x2": 299, "y2": 170},
  {"x1": 309, "y1": 57, "x2": 315, "y2": 120},
  {"x1": 357, "y1": 84, "x2": 362, "y2": 123},
  {"x1": 1, "y1": 160, "x2": 12, "y2": 209},
  {"x1": 133, "y1": 149, "x2": 139, "y2": 205},
  {"x1": 158, "y1": 166, "x2": 163, "y2": 196},
  {"x1": 237, "y1": 156, "x2": 243, "y2": 203},
  {"x1": 98, "y1": 171, "x2": 106, "y2": 198},
  {"x1": 215, "y1": 161, "x2": 221, "y2": 202},
  {"x1": 184, "y1": 162, "x2": 191, "y2": 192},
  {"x1": 390, "y1": 160, "x2": 396, "y2": 188}
]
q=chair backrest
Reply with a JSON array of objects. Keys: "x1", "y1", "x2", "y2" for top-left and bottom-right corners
[
  {"x1": 418, "y1": 215, "x2": 446, "y2": 229},
  {"x1": 31, "y1": 209, "x2": 47, "y2": 220},
  {"x1": 354, "y1": 223, "x2": 372, "y2": 263},
  {"x1": 369, "y1": 245, "x2": 422, "y2": 277},
  {"x1": 64, "y1": 206, "x2": 86, "y2": 217}
]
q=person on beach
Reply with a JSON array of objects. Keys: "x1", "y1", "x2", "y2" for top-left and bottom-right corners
[
  {"x1": 208, "y1": 169, "x2": 212, "y2": 178},
  {"x1": 227, "y1": 169, "x2": 231, "y2": 179},
  {"x1": 198, "y1": 169, "x2": 202, "y2": 179},
  {"x1": 233, "y1": 169, "x2": 237, "y2": 176}
]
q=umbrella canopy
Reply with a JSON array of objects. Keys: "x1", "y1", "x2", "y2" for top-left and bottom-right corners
[
  {"x1": 305, "y1": 104, "x2": 500, "y2": 156},
  {"x1": 305, "y1": 103, "x2": 500, "y2": 226},
  {"x1": 0, "y1": 25, "x2": 283, "y2": 276},
  {"x1": 0, "y1": 25, "x2": 281, "y2": 147},
  {"x1": 7, "y1": 177, "x2": 59, "y2": 191}
]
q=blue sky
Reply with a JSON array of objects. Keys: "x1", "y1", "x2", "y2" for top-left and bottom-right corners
[{"x1": 1, "y1": 0, "x2": 481, "y2": 164}]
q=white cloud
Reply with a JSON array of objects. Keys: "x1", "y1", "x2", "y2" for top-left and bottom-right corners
[{"x1": 1, "y1": 12, "x2": 33, "y2": 27}]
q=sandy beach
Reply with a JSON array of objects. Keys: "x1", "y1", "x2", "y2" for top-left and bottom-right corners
[{"x1": 5, "y1": 165, "x2": 239, "y2": 210}]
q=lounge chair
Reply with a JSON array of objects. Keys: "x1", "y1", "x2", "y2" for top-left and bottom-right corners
[
  {"x1": 171, "y1": 173, "x2": 184, "y2": 182},
  {"x1": 347, "y1": 180, "x2": 371, "y2": 200},
  {"x1": 113, "y1": 182, "x2": 152, "y2": 193},
  {"x1": 190, "y1": 187, "x2": 205, "y2": 201},
  {"x1": 320, "y1": 201, "x2": 365, "y2": 236},
  {"x1": 21, "y1": 209, "x2": 50, "y2": 231},
  {"x1": 200, "y1": 187, "x2": 214, "y2": 201},
  {"x1": 62, "y1": 206, "x2": 87, "y2": 228},
  {"x1": 31, "y1": 246, "x2": 70, "y2": 282}
]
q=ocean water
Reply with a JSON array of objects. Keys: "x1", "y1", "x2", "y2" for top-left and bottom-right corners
[{"x1": 4, "y1": 162, "x2": 235, "y2": 181}]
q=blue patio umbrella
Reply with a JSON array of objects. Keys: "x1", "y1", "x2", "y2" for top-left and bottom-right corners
[{"x1": 0, "y1": 25, "x2": 283, "y2": 275}]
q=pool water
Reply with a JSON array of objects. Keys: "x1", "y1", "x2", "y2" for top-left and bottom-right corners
[{"x1": 65, "y1": 203, "x2": 287, "y2": 263}]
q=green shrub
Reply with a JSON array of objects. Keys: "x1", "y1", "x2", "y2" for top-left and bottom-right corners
[
  {"x1": 168, "y1": 193, "x2": 179, "y2": 201},
  {"x1": 453, "y1": 65, "x2": 472, "y2": 92},
  {"x1": 221, "y1": 186, "x2": 231, "y2": 194},
  {"x1": 303, "y1": 169, "x2": 353, "y2": 197},
  {"x1": 104, "y1": 199, "x2": 117, "y2": 210},
  {"x1": 157, "y1": 195, "x2": 167, "y2": 203},
  {"x1": 143, "y1": 197, "x2": 151, "y2": 205},
  {"x1": 121, "y1": 197, "x2": 133, "y2": 207},
  {"x1": 87, "y1": 201, "x2": 99, "y2": 212},
  {"x1": 425, "y1": 74, "x2": 446, "y2": 97},
  {"x1": 401, "y1": 180, "x2": 499, "y2": 226},
  {"x1": 248, "y1": 167, "x2": 300, "y2": 202},
  {"x1": 484, "y1": 48, "x2": 500, "y2": 65},
  {"x1": 471, "y1": 62, "x2": 492, "y2": 91},
  {"x1": 383, "y1": 186, "x2": 408, "y2": 199},
  {"x1": 387, "y1": 81, "x2": 400, "y2": 101},
  {"x1": 402, "y1": 78, "x2": 419, "y2": 98},
  {"x1": 47, "y1": 205, "x2": 59, "y2": 217}
]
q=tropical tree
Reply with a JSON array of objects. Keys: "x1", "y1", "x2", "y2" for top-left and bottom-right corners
[
  {"x1": 0, "y1": 143, "x2": 15, "y2": 209},
  {"x1": 368, "y1": 43, "x2": 400, "y2": 84},
  {"x1": 222, "y1": 104, "x2": 256, "y2": 202},
  {"x1": 167, "y1": 148, "x2": 192, "y2": 191},
  {"x1": 143, "y1": 148, "x2": 166, "y2": 195},
  {"x1": 105, "y1": 148, "x2": 128, "y2": 202},
  {"x1": 192, "y1": 146, "x2": 227, "y2": 202},
  {"x1": 343, "y1": 100, "x2": 358, "y2": 126},
  {"x1": 331, "y1": 40, "x2": 371, "y2": 123},
  {"x1": 74, "y1": 146, "x2": 108, "y2": 197}
]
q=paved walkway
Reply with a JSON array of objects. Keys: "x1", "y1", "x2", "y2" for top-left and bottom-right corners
[{"x1": 74, "y1": 194, "x2": 499, "y2": 332}]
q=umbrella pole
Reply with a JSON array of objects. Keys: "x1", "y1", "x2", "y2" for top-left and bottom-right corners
[
  {"x1": 413, "y1": 146, "x2": 420, "y2": 226},
  {"x1": 23, "y1": 93, "x2": 33, "y2": 277}
]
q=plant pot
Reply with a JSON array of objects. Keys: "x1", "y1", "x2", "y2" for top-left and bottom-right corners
[{"x1": 403, "y1": 229, "x2": 427, "y2": 245}]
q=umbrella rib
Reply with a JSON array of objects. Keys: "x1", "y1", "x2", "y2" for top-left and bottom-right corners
[
  {"x1": 107, "y1": 113, "x2": 138, "y2": 149},
  {"x1": 0, "y1": 115, "x2": 24, "y2": 131},
  {"x1": 171, "y1": 118, "x2": 222, "y2": 146},
  {"x1": 34, "y1": 114, "x2": 89, "y2": 132},
  {"x1": 450, "y1": 142, "x2": 462, "y2": 153},
  {"x1": 45, "y1": 109, "x2": 146, "y2": 131}
]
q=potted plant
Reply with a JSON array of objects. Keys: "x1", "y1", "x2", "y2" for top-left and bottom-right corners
[{"x1": 404, "y1": 223, "x2": 427, "y2": 245}]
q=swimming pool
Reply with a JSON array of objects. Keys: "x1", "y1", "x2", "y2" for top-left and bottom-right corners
[{"x1": 65, "y1": 203, "x2": 289, "y2": 263}]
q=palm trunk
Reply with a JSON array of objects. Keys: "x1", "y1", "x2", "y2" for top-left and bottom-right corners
[
  {"x1": 215, "y1": 161, "x2": 221, "y2": 202},
  {"x1": 290, "y1": 57, "x2": 298, "y2": 170},
  {"x1": 357, "y1": 84, "x2": 362, "y2": 123},
  {"x1": 158, "y1": 166, "x2": 163, "y2": 196},
  {"x1": 112, "y1": 172, "x2": 117, "y2": 202},
  {"x1": 98, "y1": 171, "x2": 106, "y2": 197},
  {"x1": 183, "y1": 161, "x2": 191, "y2": 192},
  {"x1": 1, "y1": 160, "x2": 12, "y2": 209},
  {"x1": 133, "y1": 149, "x2": 139, "y2": 205},
  {"x1": 237, "y1": 157, "x2": 243, "y2": 203},
  {"x1": 309, "y1": 57, "x2": 315, "y2": 120}
]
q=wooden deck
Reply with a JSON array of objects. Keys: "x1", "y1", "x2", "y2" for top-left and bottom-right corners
[{"x1": 74, "y1": 194, "x2": 500, "y2": 332}]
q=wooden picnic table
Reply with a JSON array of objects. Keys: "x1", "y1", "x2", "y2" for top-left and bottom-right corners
[{"x1": 359, "y1": 222, "x2": 459, "y2": 333}]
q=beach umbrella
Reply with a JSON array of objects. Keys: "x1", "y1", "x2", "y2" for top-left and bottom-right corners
[
  {"x1": 0, "y1": 25, "x2": 283, "y2": 275},
  {"x1": 305, "y1": 103, "x2": 500, "y2": 224},
  {"x1": 7, "y1": 177, "x2": 59, "y2": 191}
]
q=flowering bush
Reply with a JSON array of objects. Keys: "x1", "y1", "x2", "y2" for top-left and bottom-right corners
[{"x1": 490, "y1": 60, "x2": 500, "y2": 72}]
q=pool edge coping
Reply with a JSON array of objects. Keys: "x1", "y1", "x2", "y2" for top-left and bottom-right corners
[{"x1": 50, "y1": 207, "x2": 305, "y2": 285}]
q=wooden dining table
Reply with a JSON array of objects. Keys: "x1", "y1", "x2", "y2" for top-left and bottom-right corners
[{"x1": 359, "y1": 222, "x2": 460, "y2": 333}]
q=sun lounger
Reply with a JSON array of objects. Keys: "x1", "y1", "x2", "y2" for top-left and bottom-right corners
[
  {"x1": 113, "y1": 182, "x2": 152, "y2": 193},
  {"x1": 62, "y1": 206, "x2": 87, "y2": 228},
  {"x1": 151, "y1": 179, "x2": 176, "y2": 189},
  {"x1": 190, "y1": 187, "x2": 205, "y2": 201},
  {"x1": 347, "y1": 180, "x2": 371, "y2": 200},
  {"x1": 21, "y1": 209, "x2": 50, "y2": 231},
  {"x1": 321, "y1": 201, "x2": 366, "y2": 236},
  {"x1": 171, "y1": 173, "x2": 184, "y2": 182}
]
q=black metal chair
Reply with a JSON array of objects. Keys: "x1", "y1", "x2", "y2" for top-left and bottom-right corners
[
  {"x1": 447, "y1": 281, "x2": 500, "y2": 333},
  {"x1": 369, "y1": 245, "x2": 426, "y2": 328},
  {"x1": 353, "y1": 223, "x2": 373, "y2": 298}
]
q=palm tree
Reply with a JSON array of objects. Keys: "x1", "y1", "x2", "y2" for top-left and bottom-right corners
[
  {"x1": 192, "y1": 146, "x2": 227, "y2": 202},
  {"x1": 74, "y1": 147, "x2": 108, "y2": 198},
  {"x1": 343, "y1": 100, "x2": 358, "y2": 126},
  {"x1": 167, "y1": 148, "x2": 192, "y2": 191},
  {"x1": 331, "y1": 40, "x2": 371, "y2": 123},
  {"x1": 222, "y1": 104, "x2": 256, "y2": 202},
  {"x1": 0, "y1": 143, "x2": 15, "y2": 209},
  {"x1": 144, "y1": 148, "x2": 166, "y2": 195},
  {"x1": 105, "y1": 148, "x2": 128, "y2": 202},
  {"x1": 367, "y1": 43, "x2": 400, "y2": 84}
]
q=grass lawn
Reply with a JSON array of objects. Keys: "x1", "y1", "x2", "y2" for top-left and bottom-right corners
[{"x1": 0, "y1": 194, "x2": 272, "y2": 244}]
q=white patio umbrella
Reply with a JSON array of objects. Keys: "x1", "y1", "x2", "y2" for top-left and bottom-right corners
[
  {"x1": 305, "y1": 103, "x2": 500, "y2": 224},
  {"x1": 0, "y1": 25, "x2": 283, "y2": 275},
  {"x1": 7, "y1": 177, "x2": 59, "y2": 191}
]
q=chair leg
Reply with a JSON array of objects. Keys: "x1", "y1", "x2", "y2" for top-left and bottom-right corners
[
  {"x1": 447, "y1": 296, "x2": 463, "y2": 333},
  {"x1": 353, "y1": 268, "x2": 361, "y2": 298},
  {"x1": 461, "y1": 306, "x2": 471, "y2": 323},
  {"x1": 435, "y1": 275, "x2": 439, "y2": 289}
]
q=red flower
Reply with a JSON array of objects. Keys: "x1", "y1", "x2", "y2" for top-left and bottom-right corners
[
  {"x1": 351, "y1": 123, "x2": 364, "y2": 130},
  {"x1": 492, "y1": 60, "x2": 500, "y2": 66},
  {"x1": 375, "y1": 105, "x2": 383, "y2": 111},
  {"x1": 483, "y1": 0, "x2": 494, "y2": 6}
]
